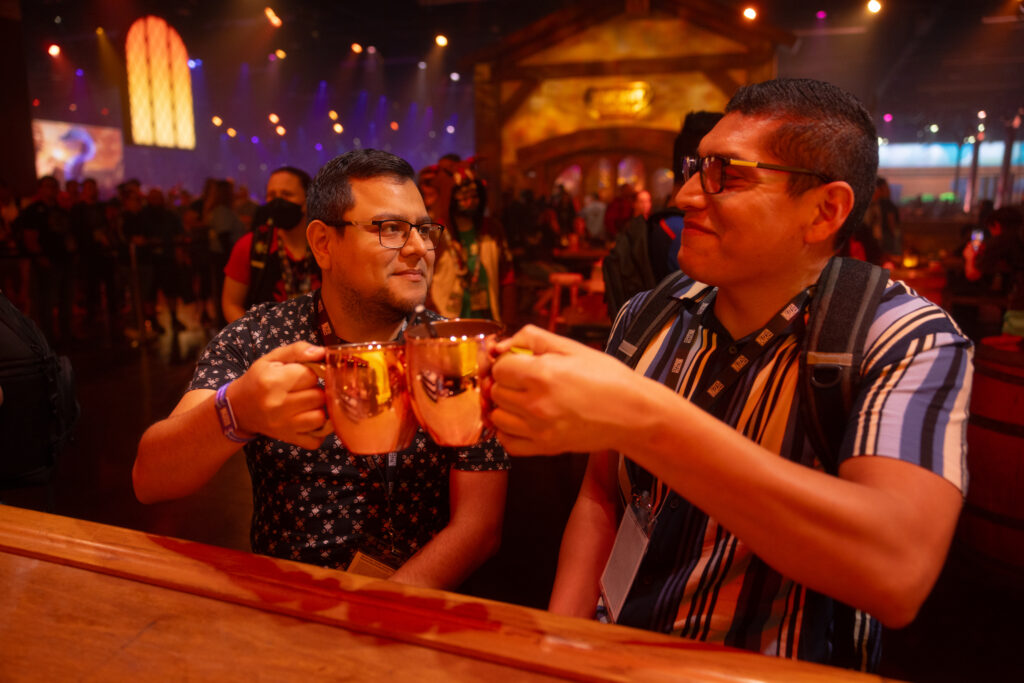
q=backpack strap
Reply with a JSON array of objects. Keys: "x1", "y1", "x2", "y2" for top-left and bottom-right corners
[
  {"x1": 612, "y1": 271, "x2": 710, "y2": 368},
  {"x1": 799, "y1": 257, "x2": 890, "y2": 475},
  {"x1": 246, "y1": 224, "x2": 275, "y2": 308}
]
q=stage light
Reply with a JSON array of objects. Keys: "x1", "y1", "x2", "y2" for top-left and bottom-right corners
[
  {"x1": 883, "y1": 113, "x2": 893, "y2": 123},
  {"x1": 446, "y1": 125, "x2": 455, "y2": 134},
  {"x1": 32, "y1": 98, "x2": 40, "y2": 107},
  {"x1": 315, "y1": 143, "x2": 323, "y2": 151},
  {"x1": 275, "y1": 49, "x2": 286, "y2": 59},
  {"x1": 101, "y1": 107, "x2": 109, "y2": 116},
  {"x1": 449, "y1": 72, "x2": 460, "y2": 82},
  {"x1": 329, "y1": 110, "x2": 338, "y2": 120},
  {"x1": 435, "y1": 35, "x2": 448, "y2": 47},
  {"x1": 867, "y1": 1, "x2": 881, "y2": 13},
  {"x1": 251, "y1": 136, "x2": 260, "y2": 144},
  {"x1": 48, "y1": 44, "x2": 61, "y2": 57},
  {"x1": 275, "y1": 125, "x2": 286, "y2": 136},
  {"x1": 333, "y1": 123, "x2": 344, "y2": 134},
  {"x1": 390, "y1": 121, "x2": 399, "y2": 131},
  {"x1": 418, "y1": 61, "x2": 427, "y2": 70},
  {"x1": 69, "y1": 104, "x2": 77, "y2": 112},
  {"x1": 265, "y1": 7, "x2": 282, "y2": 28},
  {"x1": 743, "y1": 8, "x2": 757, "y2": 20},
  {"x1": 227, "y1": 128, "x2": 237, "y2": 137},
  {"x1": 54, "y1": 16, "x2": 61, "y2": 24},
  {"x1": 75, "y1": 68, "x2": 84, "y2": 76},
  {"x1": 96, "y1": 27, "x2": 104, "y2": 35},
  {"x1": 269, "y1": 113, "x2": 280, "y2": 124},
  {"x1": 212, "y1": 115, "x2": 223, "y2": 126},
  {"x1": 967, "y1": 135, "x2": 976, "y2": 144},
  {"x1": 367, "y1": 46, "x2": 377, "y2": 54},
  {"x1": 929, "y1": 124, "x2": 939, "y2": 133},
  {"x1": 351, "y1": 43, "x2": 363, "y2": 54},
  {"x1": 977, "y1": 110, "x2": 987, "y2": 119},
  {"x1": 187, "y1": 59, "x2": 197, "y2": 69},
  {"x1": 816, "y1": 10, "x2": 827, "y2": 19},
  {"x1": 268, "y1": 53, "x2": 277, "y2": 61},
  {"x1": 978, "y1": 123, "x2": 985, "y2": 132}
]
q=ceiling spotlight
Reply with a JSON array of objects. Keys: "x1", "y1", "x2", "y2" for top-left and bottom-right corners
[
  {"x1": 275, "y1": 49, "x2": 286, "y2": 60},
  {"x1": 275, "y1": 125, "x2": 286, "y2": 136},
  {"x1": 435, "y1": 35, "x2": 448, "y2": 47},
  {"x1": 882, "y1": 113, "x2": 893, "y2": 123},
  {"x1": 418, "y1": 61, "x2": 427, "y2": 70},
  {"x1": 390, "y1": 121, "x2": 399, "y2": 131},
  {"x1": 269, "y1": 113, "x2": 280, "y2": 124},
  {"x1": 367, "y1": 46, "x2": 377, "y2": 54},
  {"x1": 446, "y1": 125, "x2": 455, "y2": 134},
  {"x1": 48, "y1": 44, "x2": 61, "y2": 57},
  {"x1": 928, "y1": 124, "x2": 939, "y2": 133},
  {"x1": 212, "y1": 116, "x2": 223, "y2": 126},
  {"x1": 351, "y1": 43, "x2": 363, "y2": 54},
  {"x1": 867, "y1": 1, "x2": 881, "y2": 13},
  {"x1": 978, "y1": 123, "x2": 986, "y2": 132},
  {"x1": 315, "y1": 143, "x2": 323, "y2": 151},
  {"x1": 816, "y1": 11, "x2": 827, "y2": 19},
  {"x1": 265, "y1": 7, "x2": 282, "y2": 28},
  {"x1": 227, "y1": 128, "x2": 237, "y2": 137},
  {"x1": 977, "y1": 110, "x2": 987, "y2": 119},
  {"x1": 96, "y1": 27, "x2": 104, "y2": 35},
  {"x1": 743, "y1": 7, "x2": 757, "y2": 20},
  {"x1": 333, "y1": 123, "x2": 344, "y2": 134},
  {"x1": 328, "y1": 110, "x2": 338, "y2": 121},
  {"x1": 449, "y1": 72, "x2": 460, "y2": 82}
]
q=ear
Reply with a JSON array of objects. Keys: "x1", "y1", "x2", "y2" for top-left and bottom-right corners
[
  {"x1": 306, "y1": 219, "x2": 334, "y2": 270},
  {"x1": 805, "y1": 181, "x2": 855, "y2": 246}
]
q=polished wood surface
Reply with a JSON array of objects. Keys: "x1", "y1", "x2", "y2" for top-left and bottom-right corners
[{"x1": 0, "y1": 506, "x2": 894, "y2": 682}]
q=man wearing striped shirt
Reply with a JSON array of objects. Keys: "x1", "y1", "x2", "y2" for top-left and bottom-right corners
[{"x1": 489, "y1": 78, "x2": 970, "y2": 670}]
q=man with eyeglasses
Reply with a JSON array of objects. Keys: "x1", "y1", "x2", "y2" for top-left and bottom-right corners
[
  {"x1": 488, "y1": 79, "x2": 970, "y2": 670},
  {"x1": 134, "y1": 149, "x2": 510, "y2": 589}
]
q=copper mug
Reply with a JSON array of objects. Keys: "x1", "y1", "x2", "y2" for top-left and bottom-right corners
[
  {"x1": 404, "y1": 319, "x2": 503, "y2": 447},
  {"x1": 315, "y1": 341, "x2": 418, "y2": 455}
]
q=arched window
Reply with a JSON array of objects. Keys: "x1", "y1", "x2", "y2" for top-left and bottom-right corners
[{"x1": 125, "y1": 16, "x2": 195, "y2": 149}]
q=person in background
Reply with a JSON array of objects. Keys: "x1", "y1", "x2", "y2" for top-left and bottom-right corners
[
  {"x1": 429, "y1": 163, "x2": 511, "y2": 322},
  {"x1": 489, "y1": 78, "x2": 970, "y2": 672},
  {"x1": 579, "y1": 193, "x2": 607, "y2": 245},
  {"x1": 864, "y1": 177, "x2": 901, "y2": 257},
  {"x1": 221, "y1": 167, "x2": 320, "y2": 323},
  {"x1": 134, "y1": 149, "x2": 509, "y2": 587}
]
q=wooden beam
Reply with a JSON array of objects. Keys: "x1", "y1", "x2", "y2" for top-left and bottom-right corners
[
  {"x1": 498, "y1": 79, "x2": 540, "y2": 126},
  {"x1": 497, "y1": 50, "x2": 773, "y2": 81},
  {"x1": 703, "y1": 68, "x2": 744, "y2": 100}
]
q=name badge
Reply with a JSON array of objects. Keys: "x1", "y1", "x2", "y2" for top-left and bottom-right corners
[{"x1": 600, "y1": 505, "x2": 649, "y2": 623}]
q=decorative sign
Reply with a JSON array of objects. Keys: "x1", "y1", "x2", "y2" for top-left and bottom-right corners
[
  {"x1": 584, "y1": 81, "x2": 653, "y2": 120},
  {"x1": 125, "y1": 16, "x2": 195, "y2": 149}
]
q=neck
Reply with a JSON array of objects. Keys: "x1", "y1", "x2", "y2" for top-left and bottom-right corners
[
  {"x1": 280, "y1": 224, "x2": 309, "y2": 254},
  {"x1": 318, "y1": 286, "x2": 407, "y2": 343},
  {"x1": 713, "y1": 257, "x2": 829, "y2": 339}
]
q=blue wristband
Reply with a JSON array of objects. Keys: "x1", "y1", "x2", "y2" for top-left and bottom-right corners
[{"x1": 215, "y1": 382, "x2": 254, "y2": 443}]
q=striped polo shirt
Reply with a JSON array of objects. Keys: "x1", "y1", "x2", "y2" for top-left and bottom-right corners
[{"x1": 608, "y1": 272, "x2": 972, "y2": 666}]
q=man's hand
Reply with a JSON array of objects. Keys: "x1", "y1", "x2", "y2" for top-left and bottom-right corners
[
  {"x1": 490, "y1": 325, "x2": 652, "y2": 456},
  {"x1": 230, "y1": 341, "x2": 329, "y2": 450}
]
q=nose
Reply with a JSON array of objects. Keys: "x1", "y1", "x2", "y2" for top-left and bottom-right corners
[
  {"x1": 672, "y1": 172, "x2": 705, "y2": 212},
  {"x1": 401, "y1": 227, "x2": 430, "y2": 256}
]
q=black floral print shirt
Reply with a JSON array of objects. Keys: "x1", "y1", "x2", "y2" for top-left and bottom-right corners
[{"x1": 189, "y1": 292, "x2": 510, "y2": 570}]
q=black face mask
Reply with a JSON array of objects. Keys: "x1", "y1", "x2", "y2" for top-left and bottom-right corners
[{"x1": 255, "y1": 197, "x2": 304, "y2": 231}]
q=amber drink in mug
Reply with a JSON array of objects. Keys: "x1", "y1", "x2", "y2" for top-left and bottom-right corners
[
  {"x1": 319, "y1": 341, "x2": 418, "y2": 455},
  {"x1": 404, "y1": 319, "x2": 503, "y2": 447}
]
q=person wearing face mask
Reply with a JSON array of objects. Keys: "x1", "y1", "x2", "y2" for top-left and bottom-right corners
[
  {"x1": 428, "y1": 162, "x2": 512, "y2": 322},
  {"x1": 222, "y1": 166, "x2": 320, "y2": 323}
]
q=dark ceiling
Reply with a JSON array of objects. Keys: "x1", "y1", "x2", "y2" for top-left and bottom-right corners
[{"x1": 17, "y1": 0, "x2": 1024, "y2": 146}]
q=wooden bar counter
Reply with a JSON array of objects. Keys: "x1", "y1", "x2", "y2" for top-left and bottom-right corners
[{"x1": 0, "y1": 505, "x2": 894, "y2": 681}]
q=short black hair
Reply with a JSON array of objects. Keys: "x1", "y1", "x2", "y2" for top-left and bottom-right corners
[
  {"x1": 307, "y1": 149, "x2": 416, "y2": 228},
  {"x1": 726, "y1": 78, "x2": 878, "y2": 247},
  {"x1": 674, "y1": 111, "x2": 724, "y2": 178},
  {"x1": 270, "y1": 165, "x2": 311, "y2": 193}
]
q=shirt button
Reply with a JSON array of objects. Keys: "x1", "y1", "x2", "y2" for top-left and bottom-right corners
[{"x1": 728, "y1": 345, "x2": 738, "y2": 354}]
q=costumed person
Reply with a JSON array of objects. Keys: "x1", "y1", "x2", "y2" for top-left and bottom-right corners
[{"x1": 429, "y1": 161, "x2": 512, "y2": 322}]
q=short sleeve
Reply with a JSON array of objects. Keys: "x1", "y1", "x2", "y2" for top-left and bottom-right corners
[{"x1": 451, "y1": 437, "x2": 510, "y2": 472}]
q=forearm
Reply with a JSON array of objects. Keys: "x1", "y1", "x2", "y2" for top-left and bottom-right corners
[
  {"x1": 616, "y1": 387, "x2": 960, "y2": 625},
  {"x1": 390, "y1": 470, "x2": 508, "y2": 591},
  {"x1": 133, "y1": 390, "x2": 242, "y2": 503}
]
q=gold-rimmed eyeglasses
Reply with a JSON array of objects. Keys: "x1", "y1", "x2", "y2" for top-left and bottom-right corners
[{"x1": 680, "y1": 154, "x2": 832, "y2": 194}]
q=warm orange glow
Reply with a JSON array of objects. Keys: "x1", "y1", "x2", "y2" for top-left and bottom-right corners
[
  {"x1": 268, "y1": 113, "x2": 280, "y2": 124},
  {"x1": 743, "y1": 7, "x2": 757, "y2": 20},
  {"x1": 48, "y1": 44, "x2": 61, "y2": 57},
  {"x1": 351, "y1": 43, "x2": 363, "y2": 54},
  {"x1": 328, "y1": 110, "x2": 338, "y2": 121},
  {"x1": 333, "y1": 123, "x2": 343, "y2": 134},
  {"x1": 435, "y1": 35, "x2": 448, "y2": 47},
  {"x1": 264, "y1": 7, "x2": 282, "y2": 28},
  {"x1": 390, "y1": 121, "x2": 399, "y2": 131},
  {"x1": 211, "y1": 115, "x2": 223, "y2": 126},
  {"x1": 274, "y1": 49, "x2": 286, "y2": 60},
  {"x1": 226, "y1": 127, "x2": 237, "y2": 137},
  {"x1": 867, "y1": 1, "x2": 881, "y2": 13},
  {"x1": 275, "y1": 125, "x2": 286, "y2": 136},
  {"x1": 125, "y1": 16, "x2": 196, "y2": 149}
]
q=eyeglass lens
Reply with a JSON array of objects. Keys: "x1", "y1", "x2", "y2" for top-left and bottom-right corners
[{"x1": 378, "y1": 220, "x2": 443, "y2": 249}]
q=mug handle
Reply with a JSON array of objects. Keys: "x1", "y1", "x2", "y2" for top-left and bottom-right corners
[{"x1": 299, "y1": 361, "x2": 335, "y2": 439}]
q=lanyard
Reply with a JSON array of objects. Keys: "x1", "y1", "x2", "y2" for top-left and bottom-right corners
[{"x1": 631, "y1": 286, "x2": 811, "y2": 531}]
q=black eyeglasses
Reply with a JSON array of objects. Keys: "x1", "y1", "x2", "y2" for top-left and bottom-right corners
[
  {"x1": 680, "y1": 155, "x2": 831, "y2": 194},
  {"x1": 336, "y1": 219, "x2": 445, "y2": 250}
]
